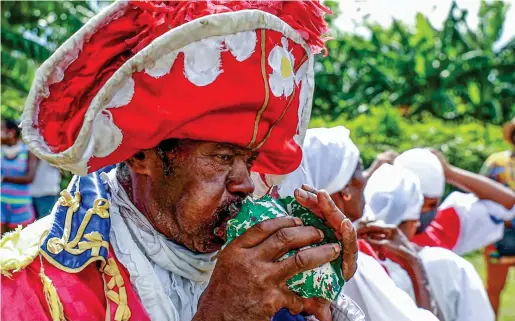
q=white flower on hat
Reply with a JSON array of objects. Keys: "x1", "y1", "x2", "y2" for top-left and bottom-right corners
[{"x1": 268, "y1": 37, "x2": 295, "y2": 98}]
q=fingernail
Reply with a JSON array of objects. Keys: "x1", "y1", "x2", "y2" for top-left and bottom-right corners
[
  {"x1": 340, "y1": 218, "x2": 351, "y2": 231},
  {"x1": 320, "y1": 189, "x2": 331, "y2": 200},
  {"x1": 296, "y1": 188, "x2": 308, "y2": 199},
  {"x1": 318, "y1": 229, "x2": 324, "y2": 240},
  {"x1": 293, "y1": 217, "x2": 303, "y2": 226},
  {"x1": 332, "y1": 243, "x2": 341, "y2": 254}
]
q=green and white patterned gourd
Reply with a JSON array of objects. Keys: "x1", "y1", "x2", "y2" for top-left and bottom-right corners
[{"x1": 225, "y1": 195, "x2": 344, "y2": 301}]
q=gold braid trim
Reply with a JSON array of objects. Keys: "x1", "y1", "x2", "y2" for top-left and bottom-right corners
[
  {"x1": 46, "y1": 179, "x2": 110, "y2": 257},
  {"x1": 39, "y1": 255, "x2": 67, "y2": 321},
  {"x1": 42, "y1": 179, "x2": 111, "y2": 273},
  {"x1": 102, "y1": 258, "x2": 131, "y2": 321},
  {"x1": 252, "y1": 84, "x2": 297, "y2": 151},
  {"x1": 248, "y1": 29, "x2": 270, "y2": 148}
]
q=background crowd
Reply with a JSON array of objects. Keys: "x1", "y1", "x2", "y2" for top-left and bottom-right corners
[{"x1": 1, "y1": 0, "x2": 514, "y2": 320}]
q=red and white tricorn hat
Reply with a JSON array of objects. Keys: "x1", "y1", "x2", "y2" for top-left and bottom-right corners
[{"x1": 22, "y1": 0, "x2": 330, "y2": 176}]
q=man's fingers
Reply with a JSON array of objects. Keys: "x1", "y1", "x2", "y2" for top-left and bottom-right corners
[
  {"x1": 317, "y1": 190, "x2": 347, "y2": 233},
  {"x1": 366, "y1": 221, "x2": 398, "y2": 229},
  {"x1": 301, "y1": 184, "x2": 318, "y2": 194},
  {"x1": 357, "y1": 224, "x2": 395, "y2": 239},
  {"x1": 365, "y1": 238, "x2": 392, "y2": 254},
  {"x1": 294, "y1": 187, "x2": 324, "y2": 218},
  {"x1": 366, "y1": 239, "x2": 388, "y2": 260},
  {"x1": 234, "y1": 216, "x2": 303, "y2": 248},
  {"x1": 340, "y1": 219, "x2": 358, "y2": 281},
  {"x1": 258, "y1": 226, "x2": 325, "y2": 260},
  {"x1": 277, "y1": 243, "x2": 341, "y2": 280}
]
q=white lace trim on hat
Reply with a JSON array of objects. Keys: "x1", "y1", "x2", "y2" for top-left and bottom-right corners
[{"x1": 145, "y1": 30, "x2": 257, "y2": 86}]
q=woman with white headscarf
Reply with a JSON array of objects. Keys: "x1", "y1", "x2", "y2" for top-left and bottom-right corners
[
  {"x1": 394, "y1": 148, "x2": 515, "y2": 255},
  {"x1": 260, "y1": 126, "x2": 442, "y2": 321},
  {"x1": 278, "y1": 126, "x2": 365, "y2": 223},
  {"x1": 365, "y1": 164, "x2": 495, "y2": 321}
]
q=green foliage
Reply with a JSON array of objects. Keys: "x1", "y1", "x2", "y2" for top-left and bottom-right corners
[
  {"x1": 1, "y1": 1, "x2": 110, "y2": 119},
  {"x1": 316, "y1": 1, "x2": 515, "y2": 124},
  {"x1": 310, "y1": 107, "x2": 510, "y2": 174}
]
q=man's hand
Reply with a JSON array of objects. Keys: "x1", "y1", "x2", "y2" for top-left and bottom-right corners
[
  {"x1": 357, "y1": 222, "x2": 419, "y2": 269},
  {"x1": 364, "y1": 150, "x2": 399, "y2": 179},
  {"x1": 195, "y1": 185, "x2": 358, "y2": 321},
  {"x1": 294, "y1": 185, "x2": 359, "y2": 321},
  {"x1": 195, "y1": 216, "x2": 341, "y2": 321},
  {"x1": 429, "y1": 148, "x2": 453, "y2": 177},
  {"x1": 376, "y1": 150, "x2": 399, "y2": 165},
  {"x1": 294, "y1": 185, "x2": 359, "y2": 282}
]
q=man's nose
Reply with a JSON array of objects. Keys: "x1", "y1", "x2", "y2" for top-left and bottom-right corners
[{"x1": 226, "y1": 160, "x2": 255, "y2": 198}]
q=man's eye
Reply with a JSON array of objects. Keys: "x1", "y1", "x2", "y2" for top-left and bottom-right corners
[{"x1": 217, "y1": 154, "x2": 234, "y2": 162}]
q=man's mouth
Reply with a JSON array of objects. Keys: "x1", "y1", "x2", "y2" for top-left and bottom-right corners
[{"x1": 213, "y1": 201, "x2": 241, "y2": 243}]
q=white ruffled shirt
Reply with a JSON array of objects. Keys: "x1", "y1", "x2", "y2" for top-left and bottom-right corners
[{"x1": 103, "y1": 170, "x2": 216, "y2": 321}]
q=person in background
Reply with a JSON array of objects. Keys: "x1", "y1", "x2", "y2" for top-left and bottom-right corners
[
  {"x1": 480, "y1": 116, "x2": 515, "y2": 318},
  {"x1": 363, "y1": 163, "x2": 494, "y2": 321},
  {"x1": 31, "y1": 159, "x2": 61, "y2": 219},
  {"x1": 394, "y1": 148, "x2": 515, "y2": 255},
  {"x1": 267, "y1": 126, "x2": 442, "y2": 321},
  {"x1": 1, "y1": 118, "x2": 38, "y2": 235}
]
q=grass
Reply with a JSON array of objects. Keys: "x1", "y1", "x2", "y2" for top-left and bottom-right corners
[{"x1": 464, "y1": 251, "x2": 515, "y2": 321}]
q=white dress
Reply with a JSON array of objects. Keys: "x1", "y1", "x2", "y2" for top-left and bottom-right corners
[
  {"x1": 343, "y1": 252, "x2": 438, "y2": 321},
  {"x1": 383, "y1": 247, "x2": 494, "y2": 321}
]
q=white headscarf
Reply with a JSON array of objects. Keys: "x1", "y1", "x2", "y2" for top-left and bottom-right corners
[
  {"x1": 276, "y1": 126, "x2": 360, "y2": 197},
  {"x1": 364, "y1": 164, "x2": 423, "y2": 226},
  {"x1": 394, "y1": 148, "x2": 445, "y2": 198}
]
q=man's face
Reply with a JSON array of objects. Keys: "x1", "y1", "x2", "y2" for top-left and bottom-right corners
[
  {"x1": 1, "y1": 121, "x2": 11, "y2": 145},
  {"x1": 416, "y1": 196, "x2": 441, "y2": 234},
  {"x1": 130, "y1": 140, "x2": 257, "y2": 253},
  {"x1": 330, "y1": 160, "x2": 366, "y2": 222},
  {"x1": 421, "y1": 197, "x2": 440, "y2": 213}
]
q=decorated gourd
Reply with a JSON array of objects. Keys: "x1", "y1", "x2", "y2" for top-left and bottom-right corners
[{"x1": 225, "y1": 195, "x2": 344, "y2": 301}]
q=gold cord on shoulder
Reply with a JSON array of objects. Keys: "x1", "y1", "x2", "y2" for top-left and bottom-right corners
[{"x1": 46, "y1": 180, "x2": 111, "y2": 257}]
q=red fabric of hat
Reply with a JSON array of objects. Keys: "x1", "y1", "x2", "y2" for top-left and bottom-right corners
[{"x1": 22, "y1": 1, "x2": 330, "y2": 175}]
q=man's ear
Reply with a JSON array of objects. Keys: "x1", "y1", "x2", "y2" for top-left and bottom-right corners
[{"x1": 125, "y1": 150, "x2": 157, "y2": 176}]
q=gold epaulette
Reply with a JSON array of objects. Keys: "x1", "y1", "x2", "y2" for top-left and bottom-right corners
[{"x1": 0, "y1": 215, "x2": 53, "y2": 277}]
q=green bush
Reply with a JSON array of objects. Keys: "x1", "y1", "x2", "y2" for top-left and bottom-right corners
[{"x1": 310, "y1": 106, "x2": 511, "y2": 175}]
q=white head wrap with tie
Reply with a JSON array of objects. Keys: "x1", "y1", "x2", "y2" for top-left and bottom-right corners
[
  {"x1": 268, "y1": 126, "x2": 361, "y2": 198},
  {"x1": 393, "y1": 148, "x2": 445, "y2": 198},
  {"x1": 366, "y1": 164, "x2": 496, "y2": 321},
  {"x1": 364, "y1": 164, "x2": 423, "y2": 226}
]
